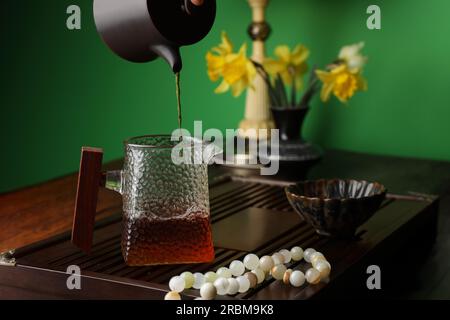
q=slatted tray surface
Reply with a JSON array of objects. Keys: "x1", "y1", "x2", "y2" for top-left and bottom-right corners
[{"x1": 2, "y1": 177, "x2": 439, "y2": 300}]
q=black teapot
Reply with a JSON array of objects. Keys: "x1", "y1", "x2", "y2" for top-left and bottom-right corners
[{"x1": 93, "y1": 0, "x2": 216, "y2": 72}]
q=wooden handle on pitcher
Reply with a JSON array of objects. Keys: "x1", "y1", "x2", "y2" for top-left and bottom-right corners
[{"x1": 71, "y1": 147, "x2": 104, "y2": 253}]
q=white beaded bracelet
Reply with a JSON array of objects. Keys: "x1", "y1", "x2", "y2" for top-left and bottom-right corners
[{"x1": 164, "y1": 246, "x2": 331, "y2": 300}]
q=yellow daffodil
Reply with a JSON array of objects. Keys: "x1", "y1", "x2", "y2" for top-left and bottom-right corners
[
  {"x1": 206, "y1": 32, "x2": 256, "y2": 97},
  {"x1": 316, "y1": 64, "x2": 367, "y2": 103},
  {"x1": 264, "y1": 44, "x2": 309, "y2": 89},
  {"x1": 338, "y1": 42, "x2": 367, "y2": 71}
]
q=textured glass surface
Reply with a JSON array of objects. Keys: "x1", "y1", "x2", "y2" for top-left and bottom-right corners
[{"x1": 121, "y1": 135, "x2": 215, "y2": 266}]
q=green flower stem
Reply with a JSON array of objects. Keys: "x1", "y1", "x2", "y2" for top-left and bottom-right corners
[
  {"x1": 275, "y1": 74, "x2": 289, "y2": 107},
  {"x1": 299, "y1": 78, "x2": 319, "y2": 108},
  {"x1": 252, "y1": 61, "x2": 281, "y2": 106},
  {"x1": 291, "y1": 77, "x2": 297, "y2": 108}
]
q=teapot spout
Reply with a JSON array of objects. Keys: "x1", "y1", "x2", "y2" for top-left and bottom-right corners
[{"x1": 151, "y1": 45, "x2": 183, "y2": 73}]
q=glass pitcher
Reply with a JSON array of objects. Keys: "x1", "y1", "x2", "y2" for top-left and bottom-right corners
[{"x1": 72, "y1": 135, "x2": 219, "y2": 266}]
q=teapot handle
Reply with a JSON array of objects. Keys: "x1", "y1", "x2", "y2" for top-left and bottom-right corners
[{"x1": 71, "y1": 147, "x2": 104, "y2": 253}]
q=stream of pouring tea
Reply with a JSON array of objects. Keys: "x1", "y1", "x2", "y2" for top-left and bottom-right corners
[{"x1": 175, "y1": 72, "x2": 182, "y2": 136}]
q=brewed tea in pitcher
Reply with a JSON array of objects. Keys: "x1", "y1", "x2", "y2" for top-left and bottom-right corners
[
  {"x1": 119, "y1": 136, "x2": 215, "y2": 266},
  {"x1": 123, "y1": 210, "x2": 213, "y2": 266},
  {"x1": 72, "y1": 136, "x2": 218, "y2": 266}
]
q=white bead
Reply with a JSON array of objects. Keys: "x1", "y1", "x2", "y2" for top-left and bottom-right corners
[
  {"x1": 305, "y1": 268, "x2": 321, "y2": 284},
  {"x1": 291, "y1": 246, "x2": 304, "y2": 261},
  {"x1": 279, "y1": 249, "x2": 292, "y2": 263},
  {"x1": 193, "y1": 272, "x2": 205, "y2": 289},
  {"x1": 310, "y1": 252, "x2": 325, "y2": 265},
  {"x1": 236, "y1": 275, "x2": 250, "y2": 293},
  {"x1": 227, "y1": 278, "x2": 240, "y2": 295},
  {"x1": 319, "y1": 259, "x2": 331, "y2": 270},
  {"x1": 164, "y1": 291, "x2": 181, "y2": 300},
  {"x1": 259, "y1": 256, "x2": 275, "y2": 273},
  {"x1": 243, "y1": 254, "x2": 260, "y2": 270},
  {"x1": 200, "y1": 282, "x2": 217, "y2": 300},
  {"x1": 312, "y1": 257, "x2": 328, "y2": 268},
  {"x1": 251, "y1": 267, "x2": 265, "y2": 284},
  {"x1": 213, "y1": 277, "x2": 229, "y2": 295},
  {"x1": 315, "y1": 261, "x2": 331, "y2": 279},
  {"x1": 169, "y1": 276, "x2": 185, "y2": 293},
  {"x1": 303, "y1": 248, "x2": 316, "y2": 263},
  {"x1": 271, "y1": 252, "x2": 284, "y2": 265},
  {"x1": 180, "y1": 271, "x2": 194, "y2": 289},
  {"x1": 204, "y1": 271, "x2": 218, "y2": 283},
  {"x1": 271, "y1": 264, "x2": 287, "y2": 280},
  {"x1": 289, "y1": 270, "x2": 305, "y2": 287},
  {"x1": 229, "y1": 260, "x2": 245, "y2": 277},
  {"x1": 216, "y1": 267, "x2": 232, "y2": 279}
]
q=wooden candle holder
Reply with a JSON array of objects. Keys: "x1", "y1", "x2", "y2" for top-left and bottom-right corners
[{"x1": 239, "y1": 0, "x2": 275, "y2": 139}]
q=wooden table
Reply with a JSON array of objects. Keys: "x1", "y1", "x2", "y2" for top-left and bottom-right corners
[{"x1": 1, "y1": 149, "x2": 449, "y2": 299}]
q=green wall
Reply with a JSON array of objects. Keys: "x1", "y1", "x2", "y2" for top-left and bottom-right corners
[{"x1": 1, "y1": 0, "x2": 450, "y2": 193}]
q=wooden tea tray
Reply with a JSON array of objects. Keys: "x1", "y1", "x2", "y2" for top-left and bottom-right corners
[{"x1": 0, "y1": 172, "x2": 439, "y2": 300}]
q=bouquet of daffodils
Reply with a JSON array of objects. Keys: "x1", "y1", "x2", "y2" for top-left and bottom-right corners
[{"x1": 206, "y1": 32, "x2": 368, "y2": 108}]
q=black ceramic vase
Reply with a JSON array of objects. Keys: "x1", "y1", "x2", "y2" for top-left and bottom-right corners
[
  {"x1": 265, "y1": 106, "x2": 322, "y2": 164},
  {"x1": 271, "y1": 106, "x2": 310, "y2": 141}
]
